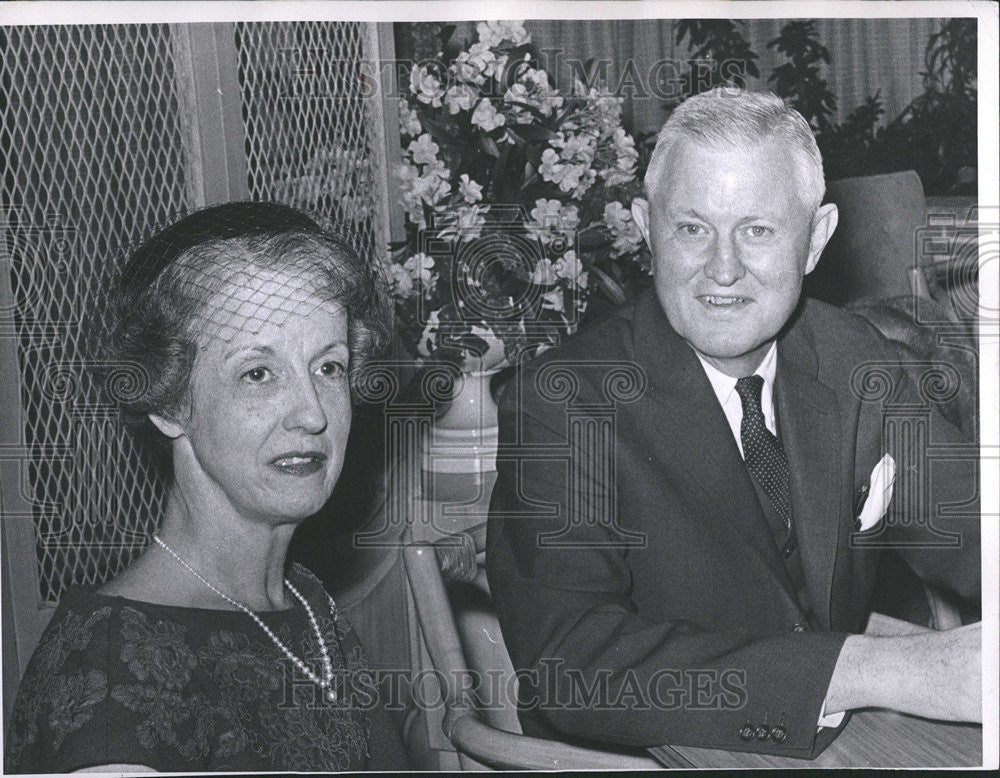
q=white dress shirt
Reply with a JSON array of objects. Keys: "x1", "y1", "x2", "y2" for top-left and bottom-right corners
[
  {"x1": 694, "y1": 341, "x2": 845, "y2": 729},
  {"x1": 695, "y1": 341, "x2": 778, "y2": 457}
]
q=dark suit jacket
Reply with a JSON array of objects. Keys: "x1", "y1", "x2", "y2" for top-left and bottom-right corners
[{"x1": 486, "y1": 290, "x2": 980, "y2": 758}]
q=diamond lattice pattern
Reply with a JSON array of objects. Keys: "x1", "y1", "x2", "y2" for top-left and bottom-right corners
[
  {"x1": 1, "y1": 24, "x2": 190, "y2": 602},
  {"x1": 235, "y1": 22, "x2": 384, "y2": 262}
]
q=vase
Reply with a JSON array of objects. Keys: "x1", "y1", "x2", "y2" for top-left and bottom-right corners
[{"x1": 422, "y1": 334, "x2": 505, "y2": 476}]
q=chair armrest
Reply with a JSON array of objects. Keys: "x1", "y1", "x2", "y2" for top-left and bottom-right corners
[{"x1": 444, "y1": 709, "x2": 661, "y2": 770}]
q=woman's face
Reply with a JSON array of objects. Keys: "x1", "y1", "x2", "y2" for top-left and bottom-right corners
[{"x1": 164, "y1": 268, "x2": 352, "y2": 524}]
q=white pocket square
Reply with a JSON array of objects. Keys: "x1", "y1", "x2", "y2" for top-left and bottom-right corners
[{"x1": 856, "y1": 454, "x2": 896, "y2": 532}]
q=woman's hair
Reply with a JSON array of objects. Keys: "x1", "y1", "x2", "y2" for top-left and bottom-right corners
[{"x1": 95, "y1": 201, "x2": 391, "y2": 473}]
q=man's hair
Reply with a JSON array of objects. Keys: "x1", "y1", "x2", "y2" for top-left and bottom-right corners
[{"x1": 644, "y1": 88, "x2": 826, "y2": 212}]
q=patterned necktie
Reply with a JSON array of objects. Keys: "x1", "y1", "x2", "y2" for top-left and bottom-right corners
[{"x1": 735, "y1": 375, "x2": 791, "y2": 532}]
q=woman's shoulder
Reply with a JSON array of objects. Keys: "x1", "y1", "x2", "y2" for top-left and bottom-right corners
[
  {"x1": 4, "y1": 587, "x2": 225, "y2": 773},
  {"x1": 4, "y1": 589, "x2": 124, "y2": 773}
]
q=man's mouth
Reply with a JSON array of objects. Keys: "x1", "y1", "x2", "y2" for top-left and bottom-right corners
[
  {"x1": 700, "y1": 295, "x2": 748, "y2": 307},
  {"x1": 269, "y1": 452, "x2": 327, "y2": 476}
]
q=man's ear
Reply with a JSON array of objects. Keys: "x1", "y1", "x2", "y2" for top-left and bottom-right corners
[
  {"x1": 804, "y1": 202, "x2": 839, "y2": 275},
  {"x1": 630, "y1": 198, "x2": 651, "y2": 246},
  {"x1": 148, "y1": 412, "x2": 184, "y2": 440}
]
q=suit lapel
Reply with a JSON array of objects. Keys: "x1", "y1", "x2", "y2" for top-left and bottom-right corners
[
  {"x1": 630, "y1": 294, "x2": 801, "y2": 607},
  {"x1": 775, "y1": 313, "x2": 844, "y2": 630}
]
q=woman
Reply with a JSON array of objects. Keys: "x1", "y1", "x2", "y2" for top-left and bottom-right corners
[{"x1": 5, "y1": 202, "x2": 408, "y2": 772}]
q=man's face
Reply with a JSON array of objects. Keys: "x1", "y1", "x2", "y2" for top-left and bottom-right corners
[{"x1": 641, "y1": 137, "x2": 837, "y2": 377}]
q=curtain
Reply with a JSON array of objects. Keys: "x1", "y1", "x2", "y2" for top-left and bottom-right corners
[{"x1": 516, "y1": 18, "x2": 941, "y2": 134}]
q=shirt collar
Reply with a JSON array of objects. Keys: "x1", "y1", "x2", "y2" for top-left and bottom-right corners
[{"x1": 695, "y1": 341, "x2": 778, "y2": 409}]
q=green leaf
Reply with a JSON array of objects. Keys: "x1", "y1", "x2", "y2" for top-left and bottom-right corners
[
  {"x1": 481, "y1": 134, "x2": 501, "y2": 157},
  {"x1": 421, "y1": 116, "x2": 458, "y2": 147},
  {"x1": 509, "y1": 123, "x2": 557, "y2": 142},
  {"x1": 589, "y1": 265, "x2": 627, "y2": 306},
  {"x1": 505, "y1": 100, "x2": 551, "y2": 123}
]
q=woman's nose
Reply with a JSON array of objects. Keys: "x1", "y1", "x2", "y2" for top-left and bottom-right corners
[{"x1": 282, "y1": 376, "x2": 328, "y2": 433}]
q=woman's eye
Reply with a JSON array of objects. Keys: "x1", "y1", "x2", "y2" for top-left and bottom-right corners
[
  {"x1": 241, "y1": 367, "x2": 271, "y2": 383},
  {"x1": 318, "y1": 360, "x2": 346, "y2": 379}
]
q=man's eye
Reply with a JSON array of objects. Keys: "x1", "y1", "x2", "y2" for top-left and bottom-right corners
[
  {"x1": 746, "y1": 225, "x2": 772, "y2": 238},
  {"x1": 679, "y1": 224, "x2": 704, "y2": 237},
  {"x1": 241, "y1": 367, "x2": 271, "y2": 383}
]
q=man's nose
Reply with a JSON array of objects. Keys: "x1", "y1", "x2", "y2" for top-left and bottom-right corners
[
  {"x1": 703, "y1": 235, "x2": 746, "y2": 286},
  {"x1": 282, "y1": 375, "x2": 328, "y2": 433}
]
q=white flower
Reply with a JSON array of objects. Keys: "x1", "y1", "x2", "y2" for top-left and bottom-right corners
[
  {"x1": 397, "y1": 156, "x2": 451, "y2": 228},
  {"x1": 476, "y1": 20, "x2": 530, "y2": 48},
  {"x1": 403, "y1": 252, "x2": 436, "y2": 287},
  {"x1": 552, "y1": 130, "x2": 597, "y2": 166},
  {"x1": 438, "y1": 204, "x2": 489, "y2": 243},
  {"x1": 458, "y1": 174, "x2": 483, "y2": 204},
  {"x1": 530, "y1": 258, "x2": 558, "y2": 285},
  {"x1": 541, "y1": 288, "x2": 564, "y2": 312},
  {"x1": 556, "y1": 162, "x2": 596, "y2": 198},
  {"x1": 471, "y1": 99, "x2": 506, "y2": 132},
  {"x1": 444, "y1": 83, "x2": 478, "y2": 115},
  {"x1": 539, "y1": 136, "x2": 598, "y2": 198},
  {"x1": 504, "y1": 66, "x2": 563, "y2": 117},
  {"x1": 387, "y1": 262, "x2": 414, "y2": 297},
  {"x1": 529, "y1": 198, "x2": 562, "y2": 226},
  {"x1": 525, "y1": 199, "x2": 579, "y2": 246},
  {"x1": 410, "y1": 64, "x2": 445, "y2": 107},
  {"x1": 408, "y1": 134, "x2": 441, "y2": 166},
  {"x1": 417, "y1": 310, "x2": 441, "y2": 357},
  {"x1": 604, "y1": 201, "x2": 644, "y2": 256},
  {"x1": 398, "y1": 99, "x2": 422, "y2": 136},
  {"x1": 557, "y1": 204, "x2": 580, "y2": 232},
  {"x1": 555, "y1": 250, "x2": 587, "y2": 288},
  {"x1": 452, "y1": 52, "x2": 487, "y2": 86},
  {"x1": 601, "y1": 127, "x2": 639, "y2": 186},
  {"x1": 467, "y1": 42, "x2": 509, "y2": 81},
  {"x1": 539, "y1": 149, "x2": 563, "y2": 182}
]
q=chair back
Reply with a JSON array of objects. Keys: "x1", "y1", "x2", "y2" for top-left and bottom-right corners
[{"x1": 807, "y1": 170, "x2": 928, "y2": 305}]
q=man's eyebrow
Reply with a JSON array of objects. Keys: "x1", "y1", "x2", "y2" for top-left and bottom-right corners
[{"x1": 666, "y1": 207, "x2": 708, "y2": 220}]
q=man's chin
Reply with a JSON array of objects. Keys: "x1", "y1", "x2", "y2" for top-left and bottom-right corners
[{"x1": 687, "y1": 337, "x2": 774, "y2": 375}]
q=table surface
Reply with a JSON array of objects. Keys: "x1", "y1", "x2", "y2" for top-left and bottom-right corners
[{"x1": 652, "y1": 709, "x2": 982, "y2": 768}]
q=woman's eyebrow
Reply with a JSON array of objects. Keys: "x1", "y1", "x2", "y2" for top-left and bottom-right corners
[{"x1": 223, "y1": 344, "x2": 275, "y2": 360}]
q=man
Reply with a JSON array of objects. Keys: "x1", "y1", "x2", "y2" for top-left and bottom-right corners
[{"x1": 486, "y1": 89, "x2": 981, "y2": 758}]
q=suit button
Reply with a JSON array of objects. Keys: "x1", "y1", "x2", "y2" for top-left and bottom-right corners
[
  {"x1": 755, "y1": 724, "x2": 771, "y2": 740},
  {"x1": 791, "y1": 622, "x2": 808, "y2": 633},
  {"x1": 771, "y1": 725, "x2": 787, "y2": 743},
  {"x1": 739, "y1": 722, "x2": 755, "y2": 741},
  {"x1": 782, "y1": 542, "x2": 795, "y2": 558}
]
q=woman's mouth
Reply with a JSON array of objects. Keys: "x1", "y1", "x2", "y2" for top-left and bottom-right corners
[{"x1": 269, "y1": 452, "x2": 327, "y2": 476}]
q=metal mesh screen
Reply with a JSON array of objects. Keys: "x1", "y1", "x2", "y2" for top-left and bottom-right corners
[
  {"x1": 1, "y1": 24, "x2": 190, "y2": 602},
  {"x1": 235, "y1": 22, "x2": 386, "y2": 263},
  {"x1": 3, "y1": 22, "x2": 391, "y2": 604}
]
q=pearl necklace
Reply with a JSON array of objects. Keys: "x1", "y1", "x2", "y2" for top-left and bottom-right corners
[{"x1": 152, "y1": 534, "x2": 337, "y2": 702}]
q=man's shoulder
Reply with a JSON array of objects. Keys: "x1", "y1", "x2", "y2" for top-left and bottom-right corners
[
  {"x1": 498, "y1": 292, "x2": 655, "y2": 415},
  {"x1": 793, "y1": 296, "x2": 895, "y2": 359},
  {"x1": 539, "y1": 291, "x2": 651, "y2": 363}
]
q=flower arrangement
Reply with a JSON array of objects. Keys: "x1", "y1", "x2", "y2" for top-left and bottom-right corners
[{"x1": 387, "y1": 20, "x2": 651, "y2": 370}]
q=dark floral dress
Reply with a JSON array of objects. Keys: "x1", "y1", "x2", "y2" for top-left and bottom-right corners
[{"x1": 4, "y1": 563, "x2": 408, "y2": 773}]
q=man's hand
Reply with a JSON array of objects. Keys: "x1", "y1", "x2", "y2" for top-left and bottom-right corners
[{"x1": 825, "y1": 622, "x2": 981, "y2": 723}]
